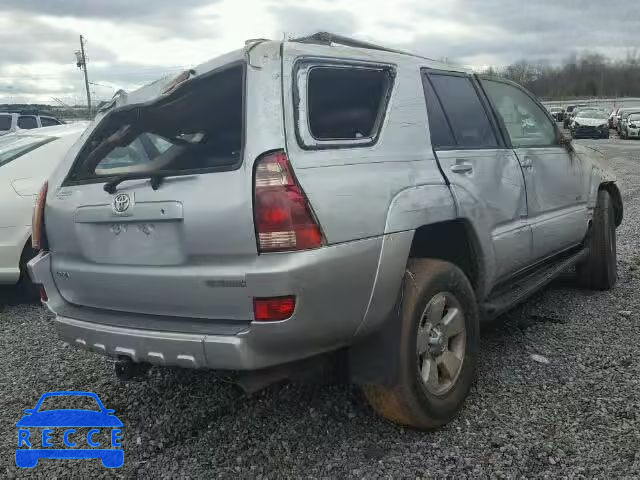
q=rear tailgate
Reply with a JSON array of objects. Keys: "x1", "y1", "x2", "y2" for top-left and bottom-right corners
[
  {"x1": 44, "y1": 54, "x2": 284, "y2": 322},
  {"x1": 47, "y1": 172, "x2": 256, "y2": 319}
]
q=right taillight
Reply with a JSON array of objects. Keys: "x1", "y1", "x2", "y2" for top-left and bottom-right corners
[
  {"x1": 32, "y1": 181, "x2": 48, "y2": 251},
  {"x1": 253, "y1": 151, "x2": 323, "y2": 252}
]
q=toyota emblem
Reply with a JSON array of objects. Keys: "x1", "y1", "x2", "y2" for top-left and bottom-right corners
[{"x1": 112, "y1": 193, "x2": 131, "y2": 214}]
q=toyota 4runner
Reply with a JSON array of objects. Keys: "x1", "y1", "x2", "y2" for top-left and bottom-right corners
[{"x1": 29, "y1": 33, "x2": 622, "y2": 429}]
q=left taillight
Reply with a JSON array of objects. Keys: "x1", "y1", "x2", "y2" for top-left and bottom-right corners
[
  {"x1": 32, "y1": 181, "x2": 48, "y2": 251},
  {"x1": 253, "y1": 151, "x2": 323, "y2": 252}
]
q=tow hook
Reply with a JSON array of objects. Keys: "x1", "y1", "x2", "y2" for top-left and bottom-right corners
[{"x1": 114, "y1": 357, "x2": 150, "y2": 381}]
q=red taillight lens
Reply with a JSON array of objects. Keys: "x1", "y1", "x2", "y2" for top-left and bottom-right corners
[
  {"x1": 32, "y1": 181, "x2": 48, "y2": 251},
  {"x1": 254, "y1": 151, "x2": 323, "y2": 252},
  {"x1": 253, "y1": 296, "x2": 296, "y2": 321},
  {"x1": 39, "y1": 286, "x2": 48, "y2": 302}
]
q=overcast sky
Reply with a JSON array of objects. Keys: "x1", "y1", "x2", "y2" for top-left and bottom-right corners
[{"x1": 1, "y1": 0, "x2": 637, "y2": 104}]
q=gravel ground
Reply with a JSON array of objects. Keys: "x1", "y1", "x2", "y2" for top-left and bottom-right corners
[{"x1": 2, "y1": 138, "x2": 640, "y2": 479}]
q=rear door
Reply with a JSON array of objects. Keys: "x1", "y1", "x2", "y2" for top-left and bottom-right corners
[
  {"x1": 422, "y1": 70, "x2": 532, "y2": 281},
  {"x1": 479, "y1": 77, "x2": 587, "y2": 260},
  {"x1": 45, "y1": 62, "x2": 272, "y2": 321}
]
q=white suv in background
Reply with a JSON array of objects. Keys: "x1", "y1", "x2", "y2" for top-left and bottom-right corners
[{"x1": 0, "y1": 112, "x2": 64, "y2": 136}]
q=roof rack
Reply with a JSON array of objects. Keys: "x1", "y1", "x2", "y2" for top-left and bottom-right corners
[{"x1": 289, "y1": 31, "x2": 435, "y2": 62}]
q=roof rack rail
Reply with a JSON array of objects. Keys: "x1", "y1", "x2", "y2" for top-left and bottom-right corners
[{"x1": 289, "y1": 31, "x2": 435, "y2": 61}]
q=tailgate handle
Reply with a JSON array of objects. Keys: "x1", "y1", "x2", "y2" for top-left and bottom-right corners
[{"x1": 75, "y1": 201, "x2": 183, "y2": 223}]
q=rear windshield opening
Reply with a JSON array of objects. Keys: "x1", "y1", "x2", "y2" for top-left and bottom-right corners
[
  {"x1": 70, "y1": 64, "x2": 244, "y2": 181},
  {"x1": 307, "y1": 67, "x2": 390, "y2": 140}
]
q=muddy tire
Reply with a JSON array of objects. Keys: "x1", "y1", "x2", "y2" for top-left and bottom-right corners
[
  {"x1": 576, "y1": 190, "x2": 617, "y2": 290},
  {"x1": 363, "y1": 259, "x2": 479, "y2": 430}
]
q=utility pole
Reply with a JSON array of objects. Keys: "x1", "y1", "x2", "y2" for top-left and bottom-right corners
[{"x1": 75, "y1": 35, "x2": 91, "y2": 118}]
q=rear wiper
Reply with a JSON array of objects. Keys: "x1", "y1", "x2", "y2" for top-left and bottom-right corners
[{"x1": 103, "y1": 171, "x2": 176, "y2": 194}]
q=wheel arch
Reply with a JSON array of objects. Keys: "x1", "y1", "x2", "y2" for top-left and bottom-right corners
[
  {"x1": 349, "y1": 219, "x2": 485, "y2": 385},
  {"x1": 600, "y1": 182, "x2": 623, "y2": 227}
]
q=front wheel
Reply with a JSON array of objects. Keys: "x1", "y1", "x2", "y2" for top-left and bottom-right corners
[
  {"x1": 363, "y1": 259, "x2": 479, "y2": 430},
  {"x1": 577, "y1": 190, "x2": 617, "y2": 290}
]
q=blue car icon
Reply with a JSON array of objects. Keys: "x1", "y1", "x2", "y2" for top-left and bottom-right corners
[{"x1": 15, "y1": 391, "x2": 123, "y2": 468}]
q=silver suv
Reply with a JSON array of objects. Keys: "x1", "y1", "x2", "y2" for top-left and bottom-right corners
[{"x1": 29, "y1": 33, "x2": 622, "y2": 429}]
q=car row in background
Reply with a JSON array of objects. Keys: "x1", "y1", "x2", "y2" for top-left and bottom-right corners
[
  {"x1": 0, "y1": 111, "x2": 64, "y2": 137},
  {"x1": 546, "y1": 103, "x2": 640, "y2": 140},
  {"x1": 0, "y1": 122, "x2": 88, "y2": 295},
  {"x1": 615, "y1": 108, "x2": 640, "y2": 139}
]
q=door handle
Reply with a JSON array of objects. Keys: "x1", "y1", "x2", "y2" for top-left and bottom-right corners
[
  {"x1": 450, "y1": 162, "x2": 473, "y2": 174},
  {"x1": 520, "y1": 156, "x2": 533, "y2": 169}
]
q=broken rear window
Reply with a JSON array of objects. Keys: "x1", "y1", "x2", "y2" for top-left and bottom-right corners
[
  {"x1": 306, "y1": 66, "x2": 393, "y2": 141},
  {"x1": 67, "y1": 64, "x2": 244, "y2": 182}
]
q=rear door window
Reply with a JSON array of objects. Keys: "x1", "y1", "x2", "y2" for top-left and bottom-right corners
[
  {"x1": 421, "y1": 74, "x2": 456, "y2": 148},
  {"x1": 0, "y1": 115, "x2": 11, "y2": 131},
  {"x1": 18, "y1": 116, "x2": 38, "y2": 129},
  {"x1": 40, "y1": 117, "x2": 61, "y2": 127},
  {"x1": 426, "y1": 73, "x2": 498, "y2": 148},
  {"x1": 67, "y1": 63, "x2": 245, "y2": 182}
]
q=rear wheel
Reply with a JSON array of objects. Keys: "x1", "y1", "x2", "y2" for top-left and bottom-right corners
[
  {"x1": 577, "y1": 190, "x2": 617, "y2": 290},
  {"x1": 363, "y1": 259, "x2": 479, "y2": 430}
]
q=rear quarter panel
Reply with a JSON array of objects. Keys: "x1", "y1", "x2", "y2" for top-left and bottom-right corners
[
  {"x1": 281, "y1": 43, "x2": 452, "y2": 244},
  {"x1": 281, "y1": 44, "x2": 466, "y2": 335}
]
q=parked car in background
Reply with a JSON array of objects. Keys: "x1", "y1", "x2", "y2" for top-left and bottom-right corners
[
  {"x1": 0, "y1": 122, "x2": 87, "y2": 294},
  {"x1": 619, "y1": 110, "x2": 640, "y2": 139},
  {"x1": 0, "y1": 112, "x2": 64, "y2": 137},
  {"x1": 571, "y1": 110, "x2": 610, "y2": 139},
  {"x1": 615, "y1": 107, "x2": 640, "y2": 134},
  {"x1": 566, "y1": 107, "x2": 599, "y2": 130},
  {"x1": 563, "y1": 104, "x2": 589, "y2": 128},
  {"x1": 548, "y1": 106, "x2": 564, "y2": 122},
  {"x1": 623, "y1": 113, "x2": 640, "y2": 139},
  {"x1": 28, "y1": 33, "x2": 622, "y2": 430}
]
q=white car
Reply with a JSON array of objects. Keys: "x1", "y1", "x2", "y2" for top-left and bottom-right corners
[
  {"x1": 570, "y1": 110, "x2": 610, "y2": 139},
  {"x1": 0, "y1": 123, "x2": 88, "y2": 292},
  {"x1": 0, "y1": 112, "x2": 64, "y2": 137}
]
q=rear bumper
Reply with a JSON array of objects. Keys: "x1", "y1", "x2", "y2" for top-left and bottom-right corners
[{"x1": 28, "y1": 233, "x2": 410, "y2": 370}]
